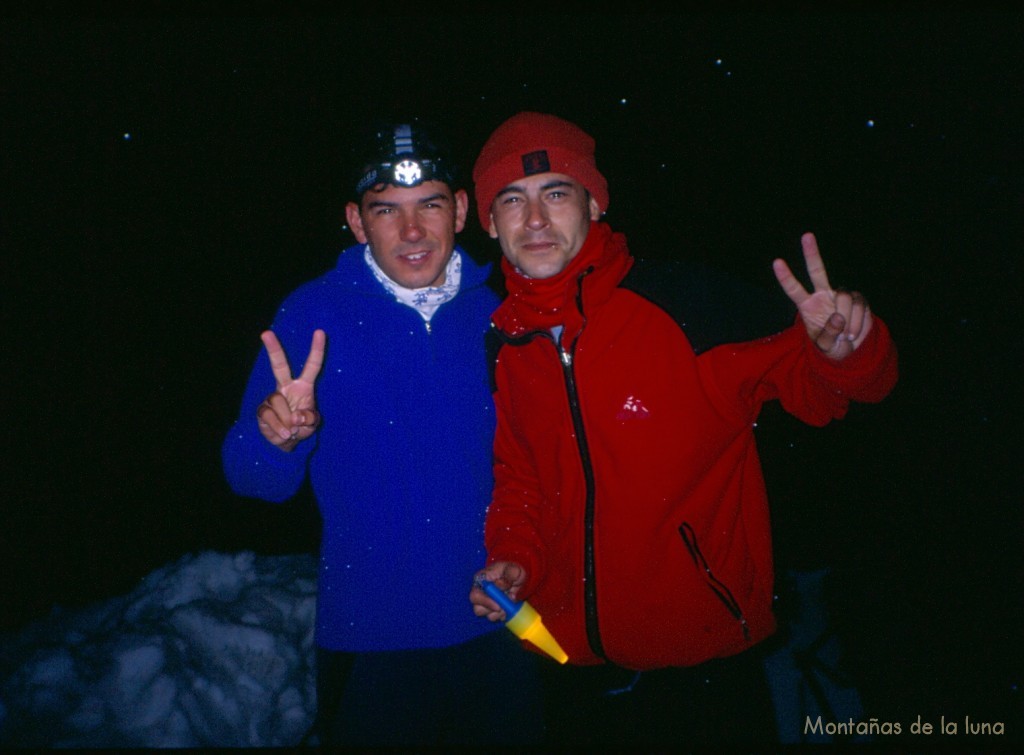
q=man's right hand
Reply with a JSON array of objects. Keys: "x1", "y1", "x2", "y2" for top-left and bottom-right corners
[
  {"x1": 256, "y1": 329, "x2": 326, "y2": 452},
  {"x1": 470, "y1": 561, "x2": 526, "y2": 622}
]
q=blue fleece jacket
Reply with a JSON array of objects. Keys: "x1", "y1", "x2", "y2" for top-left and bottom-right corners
[{"x1": 222, "y1": 244, "x2": 501, "y2": 651}]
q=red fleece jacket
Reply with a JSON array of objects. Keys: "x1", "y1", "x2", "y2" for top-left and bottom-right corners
[{"x1": 486, "y1": 223, "x2": 898, "y2": 669}]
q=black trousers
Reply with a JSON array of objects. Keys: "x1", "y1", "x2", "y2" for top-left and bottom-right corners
[
  {"x1": 313, "y1": 629, "x2": 544, "y2": 748},
  {"x1": 539, "y1": 646, "x2": 778, "y2": 748}
]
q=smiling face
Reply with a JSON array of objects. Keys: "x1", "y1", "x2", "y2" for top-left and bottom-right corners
[
  {"x1": 487, "y1": 172, "x2": 601, "y2": 280},
  {"x1": 346, "y1": 180, "x2": 468, "y2": 289}
]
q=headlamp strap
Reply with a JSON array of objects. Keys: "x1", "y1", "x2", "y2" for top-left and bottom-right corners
[{"x1": 393, "y1": 124, "x2": 414, "y2": 155}]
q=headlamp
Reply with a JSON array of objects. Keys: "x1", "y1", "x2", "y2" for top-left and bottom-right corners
[{"x1": 355, "y1": 123, "x2": 454, "y2": 196}]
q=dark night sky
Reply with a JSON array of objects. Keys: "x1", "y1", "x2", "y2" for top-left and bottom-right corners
[{"x1": 3, "y1": 7, "x2": 1022, "y2": 730}]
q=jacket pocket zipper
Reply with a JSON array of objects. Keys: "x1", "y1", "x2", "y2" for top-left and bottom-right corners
[{"x1": 678, "y1": 522, "x2": 751, "y2": 641}]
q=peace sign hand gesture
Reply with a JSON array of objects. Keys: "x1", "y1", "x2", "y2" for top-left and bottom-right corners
[
  {"x1": 772, "y1": 233, "x2": 873, "y2": 361},
  {"x1": 256, "y1": 329, "x2": 327, "y2": 452}
]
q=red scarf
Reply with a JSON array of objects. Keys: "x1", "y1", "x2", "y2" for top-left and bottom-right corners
[{"x1": 492, "y1": 221, "x2": 634, "y2": 346}]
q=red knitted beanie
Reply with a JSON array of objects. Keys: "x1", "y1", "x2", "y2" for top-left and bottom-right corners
[{"x1": 472, "y1": 112, "x2": 609, "y2": 230}]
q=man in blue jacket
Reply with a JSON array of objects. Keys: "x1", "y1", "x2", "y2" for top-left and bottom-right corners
[{"x1": 222, "y1": 120, "x2": 541, "y2": 747}]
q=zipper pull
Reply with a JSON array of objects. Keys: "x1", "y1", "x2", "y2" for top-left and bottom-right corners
[{"x1": 559, "y1": 346, "x2": 572, "y2": 367}]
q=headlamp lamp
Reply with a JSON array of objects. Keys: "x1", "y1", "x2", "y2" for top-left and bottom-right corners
[{"x1": 355, "y1": 123, "x2": 454, "y2": 196}]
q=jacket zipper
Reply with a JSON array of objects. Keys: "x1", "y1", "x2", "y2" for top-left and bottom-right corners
[
  {"x1": 560, "y1": 267, "x2": 606, "y2": 660},
  {"x1": 678, "y1": 522, "x2": 751, "y2": 640},
  {"x1": 502, "y1": 268, "x2": 605, "y2": 659},
  {"x1": 556, "y1": 334, "x2": 606, "y2": 660}
]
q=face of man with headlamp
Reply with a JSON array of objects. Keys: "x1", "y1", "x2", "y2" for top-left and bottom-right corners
[{"x1": 345, "y1": 149, "x2": 468, "y2": 290}]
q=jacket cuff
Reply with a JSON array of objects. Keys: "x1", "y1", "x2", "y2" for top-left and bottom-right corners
[{"x1": 801, "y1": 314, "x2": 898, "y2": 400}]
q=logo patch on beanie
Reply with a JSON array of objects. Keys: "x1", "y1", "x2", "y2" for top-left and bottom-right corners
[{"x1": 521, "y1": 150, "x2": 550, "y2": 176}]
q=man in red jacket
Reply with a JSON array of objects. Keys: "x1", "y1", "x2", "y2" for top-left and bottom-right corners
[{"x1": 468, "y1": 111, "x2": 898, "y2": 746}]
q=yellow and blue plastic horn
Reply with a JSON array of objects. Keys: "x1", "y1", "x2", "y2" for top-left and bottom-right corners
[{"x1": 478, "y1": 579, "x2": 568, "y2": 664}]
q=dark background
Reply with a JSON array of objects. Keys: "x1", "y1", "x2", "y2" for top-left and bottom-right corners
[{"x1": 3, "y1": 6, "x2": 1021, "y2": 735}]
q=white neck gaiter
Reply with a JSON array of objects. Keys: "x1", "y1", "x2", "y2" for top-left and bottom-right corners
[{"x1": 364, "y1": 246, "x2": 462, "y2": 322}]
